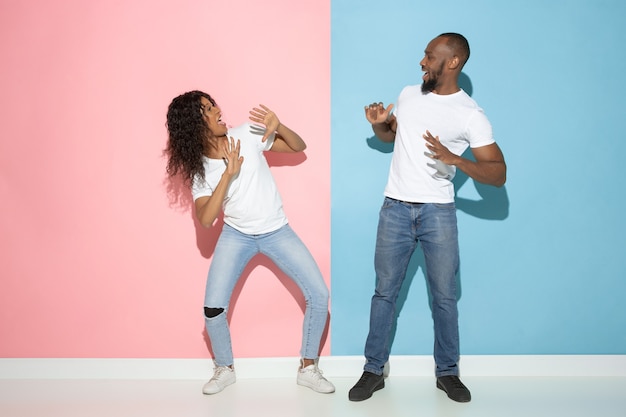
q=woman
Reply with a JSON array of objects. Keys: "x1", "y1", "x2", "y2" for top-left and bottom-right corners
[{"x1": 165, "y1": 90, "x2": 334, "y2": 395}]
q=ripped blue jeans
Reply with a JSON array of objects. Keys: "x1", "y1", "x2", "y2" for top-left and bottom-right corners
[{"x1": 204, "y1": 224, "x2": 329, "y2": 366}]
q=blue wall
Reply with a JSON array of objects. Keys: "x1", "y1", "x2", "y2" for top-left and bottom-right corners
[{"x1": 331, "y1": 0, "x2": 626, "y2": 355}]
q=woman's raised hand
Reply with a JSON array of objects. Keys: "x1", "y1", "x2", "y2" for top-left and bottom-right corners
[
  {"x1": 220, "y1": 136, "x2": 244, "y2": 176},
  {"x1": 249, "y1": 104, "x2": 280, "y2": 142}
]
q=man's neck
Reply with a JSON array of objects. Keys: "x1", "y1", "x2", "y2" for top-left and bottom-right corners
[{"x1": 432, "y1": 84, "x2": 460, "y2": 95}]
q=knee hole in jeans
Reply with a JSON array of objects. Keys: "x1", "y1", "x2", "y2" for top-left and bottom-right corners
[{"x1": 204, "y1": 307, "x2": 225, "y2": 318}]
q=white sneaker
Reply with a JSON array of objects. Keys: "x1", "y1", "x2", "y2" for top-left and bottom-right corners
[
  {"x1": 202, "y1": 364, "x2": 236, "y2": 395},
  {"x1": 297, "y1": 360, "x2": 335, "y2": 393}
]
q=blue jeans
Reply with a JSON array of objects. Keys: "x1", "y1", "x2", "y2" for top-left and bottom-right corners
[
  {"x1": 364, "y1": 197, "x2": 461, "y2": 377},
  {"x1": 204, "y1": 224, "x2": 329, "y2": 367}
]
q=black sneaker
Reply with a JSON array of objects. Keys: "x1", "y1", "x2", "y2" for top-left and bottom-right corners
[
  {"x1": 436, "y1": 375, "x2": 471, "y2": 403},
  {"x1": 348, "y1": 371, "x2": 385, "y2": 401}
]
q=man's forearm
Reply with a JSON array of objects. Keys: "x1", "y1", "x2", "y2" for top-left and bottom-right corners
[
  {"x1": 372, "y1": 121, "x2": 395, "y2": 143},
  {"x1": 454, "y1": 157, "x2": 507, "y2": 187}
]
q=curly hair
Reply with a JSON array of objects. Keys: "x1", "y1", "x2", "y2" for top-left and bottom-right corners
[{"x1": 165, "y1": 90, "x2": 217, "y2": 187}]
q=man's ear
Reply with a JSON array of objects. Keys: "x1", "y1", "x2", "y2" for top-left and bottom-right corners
[{"x1": 448, "y1": 55, "x2": 460, "y2": 70}]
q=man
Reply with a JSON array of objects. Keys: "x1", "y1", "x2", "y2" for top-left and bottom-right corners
[{"x1": 348, "y1": 33, "x2": 506, "y2": 403}]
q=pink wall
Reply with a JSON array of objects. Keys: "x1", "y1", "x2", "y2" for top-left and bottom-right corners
[{"x1": 0, "y1": 0, "x2": 330, "y2": 358}]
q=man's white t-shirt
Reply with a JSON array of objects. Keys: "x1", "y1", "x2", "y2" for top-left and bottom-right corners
[
  {"x1": 385, "y1": 85, "x2": 495, "y2": 203},
  {"x1": 191, "y1": 123, "x2": 288, "y2": 235}
]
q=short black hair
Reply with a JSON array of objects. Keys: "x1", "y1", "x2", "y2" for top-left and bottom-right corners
[{"x1": 439, "y1": 33, "x2": 470, "y2": 68}]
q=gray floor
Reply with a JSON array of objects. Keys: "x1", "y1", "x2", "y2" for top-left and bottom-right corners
[{"x1": 2, "y1": 375, "x2": 625, "y2": 417}]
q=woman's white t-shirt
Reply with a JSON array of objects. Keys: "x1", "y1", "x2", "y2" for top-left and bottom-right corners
[{"x1": 191, "y1": 123, "x2": 288, "y2": 235}]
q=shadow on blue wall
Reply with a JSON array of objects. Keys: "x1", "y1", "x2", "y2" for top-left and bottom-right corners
[{"x1": 453, "y1": 151, "x2": 510, "y2": 220}]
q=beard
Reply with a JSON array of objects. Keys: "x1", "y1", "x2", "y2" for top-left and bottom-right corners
[
  {"x1": 421, "y1": 61, "x2": 445, "y2": 93},
  {"x1": 421, "y1": 78, "x2": 437, "y2": 93}
]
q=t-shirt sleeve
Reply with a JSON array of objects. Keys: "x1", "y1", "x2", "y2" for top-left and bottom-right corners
[
  {"x1": 247, "y1": 123, "x2": 275, "y2": 151},
  {"x1": 191, "y1": 173, "x2": 213, "y2": 201},
  {"x1": 263, "y1": 133, "x2": 275, "y2": 151},
  {"x1": 467, "y1": 109, "x2": 495, "y2": 148}
]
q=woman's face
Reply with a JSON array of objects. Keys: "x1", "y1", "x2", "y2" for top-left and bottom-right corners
[{"x1": 200, "y1": 96, "x2": 227, "y2": 137}]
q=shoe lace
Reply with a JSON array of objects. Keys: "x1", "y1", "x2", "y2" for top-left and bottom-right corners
[
  {"x1": 353, "y1": 372, "x2": 373, "y2": 388},
  {"x1": 447, "y1": 376, "x2": 466, "y2": 390},
  {"x1": 211, "y1": 366, "x2": 231, "y2": 381},
  {"x1": 302, "y1": 364, "x2": 326, "y2": 380}
]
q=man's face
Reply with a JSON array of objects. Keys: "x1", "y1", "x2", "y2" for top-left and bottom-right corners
[
  {"x1": 419, "y1": 37, "x2": 452, "y2": 93},
  {"x1": 421, "y1": 59, "x2": 445, "y2": 93}
]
